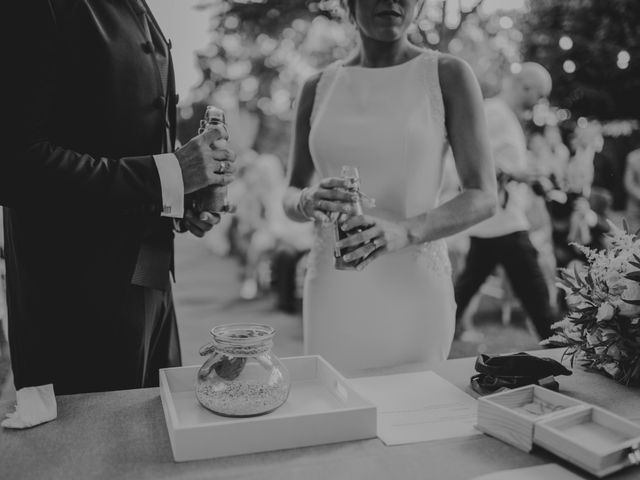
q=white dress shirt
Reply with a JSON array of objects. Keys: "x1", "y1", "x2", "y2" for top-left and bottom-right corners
[
  {"x1": 153, "y1": 153, "x2": 184, "y2": 218},
  {"x1": 468, "y1": 97, "x2": 530, "y2": 238}
]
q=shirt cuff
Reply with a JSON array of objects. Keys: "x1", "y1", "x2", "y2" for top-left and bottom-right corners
[{"x1": 153, "y1": 153, "x2": 184, "y2": 218}]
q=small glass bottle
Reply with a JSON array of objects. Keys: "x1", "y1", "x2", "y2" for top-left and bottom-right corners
[
  {"x1": 334, "y1": 165, "x2": 364, "y2": 271},
  {"x1": 194, "y1": 105, "x2": 230, "y2": 213},
  {"x1": 195, "y1": 323, "x2": 291, "y2": 417}
]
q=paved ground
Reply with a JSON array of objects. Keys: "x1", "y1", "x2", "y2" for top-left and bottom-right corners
[{"x1": 0, "y1": 233, "x2": 543, "y2": 404}]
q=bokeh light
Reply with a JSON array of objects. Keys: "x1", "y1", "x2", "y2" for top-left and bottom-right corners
[
  {"x1": 563, "y1": 60, "x2": 576, "y2": 73},
  {"x1": 559, "y1": 36, "x2": 573, "y2": 50},
  {"x1": 617, "y1": 50, "x2": 630, "y2": 69},
  {"x1": 499, "y1": 16, "x2": 513, "y2": 29}
]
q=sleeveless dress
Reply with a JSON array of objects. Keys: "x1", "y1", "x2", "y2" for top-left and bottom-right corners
[{"x1": 305, "y1": 50, "x2": 455, "y2": 376}]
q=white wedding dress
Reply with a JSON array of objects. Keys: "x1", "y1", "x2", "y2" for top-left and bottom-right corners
[{"x1": 304, "y1": 50, "x2": 456, "y2": 376}]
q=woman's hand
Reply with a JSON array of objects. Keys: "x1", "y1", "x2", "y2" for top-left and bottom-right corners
[
  {"x1": 298, "y1": 177, "x2": 359, "y2": 223},
  {"x1": 335, "y1": 215, "x2": 410, "y2": 270}
]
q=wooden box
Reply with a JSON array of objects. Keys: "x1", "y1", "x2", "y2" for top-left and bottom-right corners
[
  {"x1": 159, "y1": 355, "x2": 377, "y2": 461},
  {"x1": 477, "y1": 385, "x2": 640, "y2": 477}
]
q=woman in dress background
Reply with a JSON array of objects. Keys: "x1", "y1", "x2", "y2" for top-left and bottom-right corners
[{"x1": 282, "y1": 0, "x2": 497, "y2": 376}]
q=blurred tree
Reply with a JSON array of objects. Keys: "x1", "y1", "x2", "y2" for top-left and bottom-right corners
[
  {"x1": 520, "y1": 0, "x2": 640, "y2": 120},
  {"x1": 182, "y1": 0, "x2": 521, "y2": 157}
]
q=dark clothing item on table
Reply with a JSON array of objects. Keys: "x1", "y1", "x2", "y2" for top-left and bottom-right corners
[
  {"x1": 3, "y1": 0, "x2": 181, "y2": 394},
  {"x1": 454, "y1": 231, "x2": 555, "y2": 340}
]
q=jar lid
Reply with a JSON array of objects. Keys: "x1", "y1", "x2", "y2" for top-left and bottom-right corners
[{"x1": 209, "y1": 323, "x2": 274, "y2": 356}]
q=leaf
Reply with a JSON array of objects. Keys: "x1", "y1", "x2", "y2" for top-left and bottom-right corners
[
  {"x1": 622, "y1": 298, "x2": 640, "y2": 306},
  {"x1": 573, "y1": 264, "x2": 585, "y2": 288},
  {"x1": 625, "y1": 271, "x2": 640, "y2": 282},
  {"x1": 585, "y1": 273, "x2": 595, "y2": 289},
  {"x1": 623, "y1": 218, "x2": 630, "y2": 233}
]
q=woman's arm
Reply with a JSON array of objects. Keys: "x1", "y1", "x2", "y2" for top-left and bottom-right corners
[
  {"x1": 336, "y1": 55, "x2": 497, "y2": 268},
  {"x1": 400, "y1": 54, "x2": 497, "y2": 243},
  {"x1": 282, "y1": 73, "x2": 355, "y2": 223},
  {"x1": 283, "y1": 74, "x2": 322, "y2": 222}
]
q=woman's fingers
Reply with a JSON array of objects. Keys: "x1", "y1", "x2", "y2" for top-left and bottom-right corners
[
  {"x1": 314, "y1": 199, "x2": 354, "y2": 214},
  {"x1": 336, "y1": 223, "x2": 379, "y2": 250},
  {"x1": 355, "y1": 248, "x2": 384, "y2": 271},
  {"x1": 319, "y1": 177, "x2": 356, "y2": 189},
  {"x1": 312, "y1": 210, "x2": 331, "y2": 224},
  {"x1": 318, "y1": 188, "x2": 358, "y2": 203},
  {"x1": 340, "y1": 214, "x2": 376, "y2": 232},
  {"x1": 342, "y1": 241, "x2": 378, "y2": 264}
]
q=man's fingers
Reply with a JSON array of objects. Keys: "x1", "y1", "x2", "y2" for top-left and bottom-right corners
[
  {"x1": 200, "y1": 124, "x2": 228, "y2": 144},
  {"x1": 213, "y1": 159, "x2": 237, "y2": 174},
  {"x1": 211, "y1": 148, "x2": 236, "y2": 162},
  {"x1": 208, "y1": 173, "x2": 235, "y2": 186},
  {"x1": 198, "y1": 211, "x2": 221, "y2": 227},
  {"x1": 188, "y1": 223, "x2": 206, "y2": 238},
  {"x1": 184, "y1": 210, "x2": 219, "y2": 236}
]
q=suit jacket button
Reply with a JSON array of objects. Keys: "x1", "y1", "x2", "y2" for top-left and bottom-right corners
[
  {"x1": 154, "y1": 96, "x2": 166, "y2": 109},
  {"x1": 167, "y1": 39, "x2": 172, "y2": 50},
  {"x1": 142, "y1": 41, "x2": 154, "y2": 54}
]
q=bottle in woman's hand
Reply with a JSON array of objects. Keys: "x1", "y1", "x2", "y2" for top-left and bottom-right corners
[{"x1": 334, "y1": 166, "x2": 365, "y2": 270}]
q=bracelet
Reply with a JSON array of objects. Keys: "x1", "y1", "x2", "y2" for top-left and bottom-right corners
[{"x1": 296, "y1": 188, "x2": 314, "y2": 222}]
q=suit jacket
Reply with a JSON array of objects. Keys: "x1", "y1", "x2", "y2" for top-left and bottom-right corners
[{"x1": 3, "y1": 0, "x2": 179, "y2": 389}]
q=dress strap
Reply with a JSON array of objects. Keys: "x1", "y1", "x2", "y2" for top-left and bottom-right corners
[
  {"x1": 422, "y1": 50, "x2": 446, "y2": 129},
  {"x1": 310, "y1": 61, "x2": 342, "y2": 128}
]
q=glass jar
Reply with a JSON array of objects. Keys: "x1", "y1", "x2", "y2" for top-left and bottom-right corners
[{"x1": 195, "y1": 323, "x2": 291, "y2": 417}]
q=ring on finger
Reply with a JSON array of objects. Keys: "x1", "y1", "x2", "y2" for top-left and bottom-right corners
[{"x1": 218, "y1": 161, "x2": 227, "y2": 173}]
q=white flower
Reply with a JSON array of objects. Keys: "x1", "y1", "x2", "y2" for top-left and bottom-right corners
[
  {"x1": 596, "y1": 302, "x2": 615, "y2": 323},
  {"x1": 607, "y1": 344, "x2": 622, "y2": 361},
  {"x1": 601, "y1": 362, "x2": 621, "y2": 377},
  {"x1": 612, "y1": 278, "x2": 640, "y2": 317},
  {"x1": 601, "y1": 328, "x2": 618, "y2": 342},
  {"x1": 565, "y1": 293, "x2": 592, "y2": 311},
  {"x1": 586, "y1": 330, "x2": 601, "y2": 346}
]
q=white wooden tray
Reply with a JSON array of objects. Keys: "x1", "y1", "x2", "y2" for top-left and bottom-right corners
[{"x1": 159, "y1": 355, "x2": 377, "y2": 461}]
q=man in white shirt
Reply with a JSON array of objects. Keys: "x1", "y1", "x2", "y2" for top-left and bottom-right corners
[{"x1": 454, "y1": 63, "x2": 556, "y2": 340}]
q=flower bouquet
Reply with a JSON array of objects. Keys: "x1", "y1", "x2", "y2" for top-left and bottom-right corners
[{"x1": 545, "y1": 221, "x2": 640, "y2": 387}]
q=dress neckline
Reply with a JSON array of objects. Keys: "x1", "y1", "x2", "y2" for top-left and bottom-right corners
[{"x1": 341, "y1": 51, "x2": 428, "y2": 71}]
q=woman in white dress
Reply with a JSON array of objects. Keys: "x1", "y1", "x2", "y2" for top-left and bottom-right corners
[{"x1": 283, "y1": 0, "x2": 497, "y2": 376}]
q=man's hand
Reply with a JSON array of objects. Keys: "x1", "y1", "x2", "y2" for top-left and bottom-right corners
[
  {"x1": 180, "y1": 210, "x2": 221, "y2": 238},
  {"x1": 175, "y1": 126, "x2": 236, "y2": 194}
]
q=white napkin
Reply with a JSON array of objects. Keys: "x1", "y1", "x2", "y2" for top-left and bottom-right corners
[{"x1": 1, "y1": 384, "x2": 57, "y2": 429}]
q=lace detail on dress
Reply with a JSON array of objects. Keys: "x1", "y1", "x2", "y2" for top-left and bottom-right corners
[
  {"x1": 310, "y1": 62, "x2": 342, "y2": 127},
  {"x1": 411, "y1": 239, "x2": 452, "y2": 279},
  {"x1": 423, "y1": 50, "x2": 445, "y2": 129}
]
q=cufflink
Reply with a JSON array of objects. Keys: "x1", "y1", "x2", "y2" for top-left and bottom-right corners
[{"x1": 163, "y1": 205, "x2": 172, "y2": 215}]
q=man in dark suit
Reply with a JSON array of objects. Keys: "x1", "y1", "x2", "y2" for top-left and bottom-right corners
[{"x1": 1, "y1": 0, "x2": 235, "y2": 426}]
